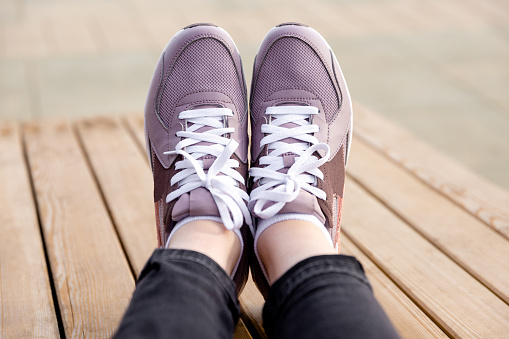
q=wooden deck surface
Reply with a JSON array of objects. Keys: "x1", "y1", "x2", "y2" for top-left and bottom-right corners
[{"x1": 2, "y1": 105, "x2": 509, "y2": 338}]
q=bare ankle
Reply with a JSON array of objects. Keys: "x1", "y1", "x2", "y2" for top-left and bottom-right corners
[
  {"x1": 257, "y1": 219, "x2": 337, "y2": 284},
  {"x1": 168, "y1": 220, "x2": 241, "y2": 275}
]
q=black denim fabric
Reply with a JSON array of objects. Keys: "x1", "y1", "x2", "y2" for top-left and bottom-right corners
[
  {"x1": 113, "y1": 249, "x2": 240, "y2": 339},
  {"x1": 114, "y1": 251, "x2": 400, "y2": 339},
  {"x1": 263, "y1": 254, "x2": 401, "y2": 339}
]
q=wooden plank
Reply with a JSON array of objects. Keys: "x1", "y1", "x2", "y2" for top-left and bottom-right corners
[
  {"x1": 342, "y1": 179, "x2": 509, "y2": 338},
  {"x1": 353, "y1": 103, "x2": 509, "y2": 238},
  {"x1": 76, "y1": 117, "x2": 156, "y2": 275},
  {"x1": 341, "y1": 236, "x2": 447, "y2": 339},
  {"x1": 92, "y1": 115, "x2": 253, "y2": 338},
  {"x1": 234, "y1": 319, "x2": 254, "y2": 339},
  {"x1": 348, "y1": 138, "x2": 509, "y2": 304},
  {"x1": 239, "y1": 276, "x2": 266, "y2": 339},
  {"x1": 0, "y1": 122, "x2": 59, "y2": 338},
  {"x1": 23, "y1": 120, "x2": 134, "y2": 338},
  {"x1": 123, "y1": 114, "x2": 147, "y2": 160}
]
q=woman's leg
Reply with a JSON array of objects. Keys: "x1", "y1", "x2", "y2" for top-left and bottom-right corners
[
  {"x1": 248, "y1": 23, "x2": 401, "y2": 339},
  {"x1": 258, "y1": 221, "x2": 401, "y2": 339},
  {"x1": 118, "y1": 22, "x2": 252, "y2": 339},
  {"x1": 114, "y1": 221, "x2": 241, "y2": 339}
]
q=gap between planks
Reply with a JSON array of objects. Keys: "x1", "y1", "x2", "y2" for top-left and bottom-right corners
[
  {"x1": 75, "y1": 116, "x2": 156, "y2": 277},
  {"x1": 78, "y1": 116, "x2": 253, "y2": 338},
  {"x1": 0, "y1": 122, "x2": 60, "y2": 338},
  {"x1": 342, "y1": 178, "x2": 509, "y2": 338},
  {"x1": 23, "y1": 119, "x2": 135, "y2": 338},
  {"x1": 347, "y1": 136, "x2": 509, "y2": 305},
  {"x1": 353, "y1": 103, "x2": 509, "y2": 239},
  {"x1": 341, "y1": 235, "x2": 447, "y2": 339}
]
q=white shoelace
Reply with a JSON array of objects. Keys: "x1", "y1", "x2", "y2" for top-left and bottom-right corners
[
  {"x1": 249, "y1": 106, "x2": 330, "y2": 219},
  {"x1": 163, "y1": 107, "x2": 253, "y2": 233}
]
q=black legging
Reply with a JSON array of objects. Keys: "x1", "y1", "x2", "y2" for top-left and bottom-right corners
[{"x1": 114, "y1": 249, "x2": 400, "y2": 339}]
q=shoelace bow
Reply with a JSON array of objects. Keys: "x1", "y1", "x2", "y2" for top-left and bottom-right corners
[
  {"x1": 249, "y1": 106, "x2": 330, "y2": 219},
  {"x1": 163, "y1": 107, "x2": 253, "y2": 233}
]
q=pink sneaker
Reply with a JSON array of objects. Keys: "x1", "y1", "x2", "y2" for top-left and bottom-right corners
[
  {"x1": 144, "y1": 23, "x2": 252, "y2": 294},
  {"x1": 248, "y1": 23, "x2": 353, "y2": 297}
]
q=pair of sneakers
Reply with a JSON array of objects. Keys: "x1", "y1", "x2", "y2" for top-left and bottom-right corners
[{"x1": 144, "y1": 22, "x2": 352, "y2": 297}]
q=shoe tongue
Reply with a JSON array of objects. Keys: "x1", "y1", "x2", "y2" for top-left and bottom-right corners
[{"x1": 172, "y1": 187, "x2": 220, "y2": 221}]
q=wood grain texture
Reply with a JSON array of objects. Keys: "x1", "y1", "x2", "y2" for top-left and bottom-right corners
[
  {"x1": 23, "y1": 120, "x2": 134, "y2": 338},
  {"x1": 341, "y1": 236, "x2": 447, "y2": 339},
  {"x1": 123, "y1": 114, "x2": 147, "y2": 160},
  {"x1": 354, "y1": 103, "x2": 509, "y2": 238},
  {"x1": 239, "y1": 276, "x2": 266, "y2": 339},
  {"x1": 342, "y1": 179, "x2": 509, "y2": 338},
  {"x1": 348, "y1": 138, "x2": 509, "y2": 304},
  {"x1": 234, "y1": 319, "x2": 254, "y2": 339},
  {"x1": 76, "y1": 117, "x2": 157, "y2": 276},
  {"x1": 0, "y1": 122, "x2": 59, "y2": 338}
]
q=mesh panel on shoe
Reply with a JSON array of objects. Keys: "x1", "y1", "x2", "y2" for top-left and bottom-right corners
[
  {"x1": 158, "y1": 38, "x2": 245, "y2": 127},
  {"x1": 251, "y1": 37, "x2": 339, "y2": 124}
]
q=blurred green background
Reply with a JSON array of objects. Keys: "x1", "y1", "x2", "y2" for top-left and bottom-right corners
[{"x1": 1, "y1": 0, "x2": 508, "y2": 189}]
